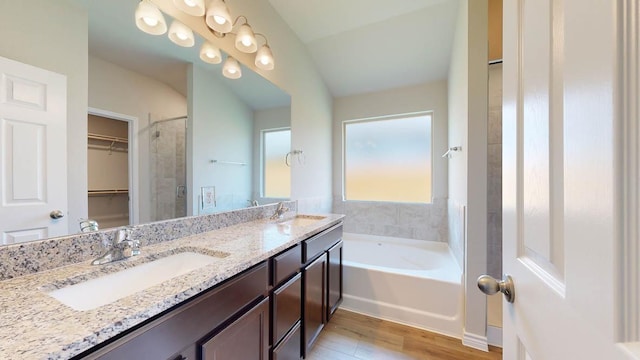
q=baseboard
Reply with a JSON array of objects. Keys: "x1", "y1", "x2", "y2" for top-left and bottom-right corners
[
  {"x1": 462, "y1": 331, "x2": 489, "y2": 352},
  {"x1": 487, "y1": 325, "x2": 502, "y2": 347}
]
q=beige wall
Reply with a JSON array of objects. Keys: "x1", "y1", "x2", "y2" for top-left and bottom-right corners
[
  {"x1": 0, "y1": 0, "x2": 88, "y2": 233},
  {"x1": 155, "y1": 0, "x2": 334, "y2": 213}
]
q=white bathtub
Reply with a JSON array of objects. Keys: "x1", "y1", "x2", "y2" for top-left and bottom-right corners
[{"x1": 341, "y1": 232, "x2": 463, "y2": 338}]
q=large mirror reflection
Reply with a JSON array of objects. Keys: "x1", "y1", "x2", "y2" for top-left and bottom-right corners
[{"x1": 0, "y1": 0, "x2": 291, "y2": 245}]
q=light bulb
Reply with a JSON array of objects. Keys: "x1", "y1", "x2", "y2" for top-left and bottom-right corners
[
  {"x1": 143, "y1": 16, "x2": 158, "y2": 27},
  {"x1": 177, "y1": 31, "x2": 188, "y2": 40},
  {"x1": 241, "y1": 37, "x2": 252, "y2": 47},
  {"x1": 228, "y1": 68, "x2": 237, "y2": 74},
  {"x1": 184, "y1": 0, "x2": 196, "y2": 6},
  {"x1": 214, "y1": 15, "x2": 226, "y2": 25},
  {"x1": 205, "y1": 50, "x2": 216, "y2": 59},
  {"x1": 260, "y1": 56, "x2": 269, "y2": 65}
]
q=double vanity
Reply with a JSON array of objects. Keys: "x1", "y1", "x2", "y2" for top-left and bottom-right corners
[{"x1": 0, "y1": 207, "x2": 344, "y2": 360}]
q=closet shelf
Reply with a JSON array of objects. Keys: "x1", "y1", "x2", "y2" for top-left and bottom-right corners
[
  {"x1": 88, "y1": 133, "x2": 128, "y2": 144},
  {"x1": 88, "y1": 189, "x2": 129, "y2": 196}
]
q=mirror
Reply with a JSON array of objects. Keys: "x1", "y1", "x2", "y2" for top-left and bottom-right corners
[{"x1": 0, "y1": 0, "x2": 291, "y2": 245}]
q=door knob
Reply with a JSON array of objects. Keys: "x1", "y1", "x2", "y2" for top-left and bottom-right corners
[
  {"x1": 49, "y1": 210, "x2": 64, "y2": 219},
  {"x1": 477, "y1": 274, "x2": 515, "y2": 303}
]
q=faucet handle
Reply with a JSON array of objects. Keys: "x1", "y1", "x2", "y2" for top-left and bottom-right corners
[{"x1": 124, "y1": 229, "x2": 141, "y2": 256}]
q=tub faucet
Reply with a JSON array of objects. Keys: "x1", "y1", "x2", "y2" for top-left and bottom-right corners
[
  {"x1": 270, "y1": 202, "x2": 289, "y2": 220},
  {"x1": 91, "y1": 228, "x2": 140, "y2": 265}
]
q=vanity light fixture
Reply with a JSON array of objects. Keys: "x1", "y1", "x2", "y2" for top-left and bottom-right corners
[
  {"x1": 199, "y1": 41, "x2": 222, "y2": 64},
  {"x1": 137, "y1": 0, "x2": 275, "y2": 79},
  {"x1": 173, "y1": 0, "x2": 205, "y2": 16},
  {"x1": 222, "y1": 56, "x2": 242, "y2": 79},
  {"x1": 255, "y1": 43, "x2": 274, "y2": 70},
  {"x1": 168, "y1": 20, "x2": 195, "y2": 47},
  {"x1": 234, "y1": 21, "x2": 258, "y2": 53},
  {"x1": 135, "y1": 0, "x2": 167, "y2": 35},
  {"x1": 205, "y1": 0, "x2": 233, "y2": 33}
]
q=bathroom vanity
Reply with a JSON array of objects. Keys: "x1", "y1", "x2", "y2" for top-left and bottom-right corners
[{"x1": 0, "y1": 212, "x2": 343, "y2": 360}]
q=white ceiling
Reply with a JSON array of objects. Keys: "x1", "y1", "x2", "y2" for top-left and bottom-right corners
[{"x1": 268, "y1": 0, "x2": 460, "y2": 97}]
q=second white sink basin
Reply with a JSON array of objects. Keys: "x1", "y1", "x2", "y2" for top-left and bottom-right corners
[
  {"x1": 48, "y1": 251, "x2": 226, "y2": 311},
  {"x1": 279, "y1": 215, "x2": 326, "y2": 227}
]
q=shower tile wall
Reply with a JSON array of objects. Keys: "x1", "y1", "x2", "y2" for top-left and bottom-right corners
[
  {"x1": 332, "y1": 196, "x2": 448, "y2": 242},
  {"x1": 150, "y1": 119, "x2": 187, "y2": 221},
  {"x1": 487, "y1": 63, "x2": 503, "y2": 278}
]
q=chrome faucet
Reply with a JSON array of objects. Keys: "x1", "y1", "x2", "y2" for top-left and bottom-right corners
[
  {"x1": 270, "y1": 202, "x2": 289, "y2": 220},
  {"x1": 91, "y1": 228, "x2": 140, "y2": 265}
]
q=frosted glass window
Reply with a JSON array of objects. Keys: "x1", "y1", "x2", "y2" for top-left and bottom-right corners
[
  {"x1": 263, "y1": 129, "x2": 291, "y2": 198},
  {"x1": 344, "y1": 114, "x2": 432, "y2": 203}
]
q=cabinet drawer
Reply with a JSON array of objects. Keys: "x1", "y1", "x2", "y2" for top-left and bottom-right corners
[
  {"x1": 84, "y1": 262, "x2": 269, "y2": 360},
  {"x1": 272, "y1": 244, "x2": 301, "y2": 286},
  {"x1": 272, "y1": 321, "x2": 301, "y2": 360},
  {"x1": 272, "y1": 272, "x2": 302, "y2": 346},
  {"x1": 303, "y1": 224, "x2": 342, "y2": 263}
]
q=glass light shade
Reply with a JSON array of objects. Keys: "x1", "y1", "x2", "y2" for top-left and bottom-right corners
[
  {"x1": 173, "y1": 0, "x2": 205, "y2": 16},
  {"x1": 168, "y1": 20, "x2": 195, "y2": 47},
  {"x1": 135, "y1": 0, "x2": 167, "y2": 35},
  {"x1": 254, "y1": 44, "x2": 274, "y2": 70},
  {"x1": 222, "y1": 57, "x2": 242, "y2": 79},
  {"x1": 205, "y1": 0, "x2": 232, "y2": 33},
  {"x1": 199, "y1": 42, "x2": 222, "y2": 64},
  {"x1": 235, "y1": 24, "x2": 258, "y2": 53}
]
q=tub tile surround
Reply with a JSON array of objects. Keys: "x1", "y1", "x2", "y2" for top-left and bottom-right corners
[
  {"x1": 0, "y1": 204, "x2": 344, "y2": 359},
  {"x1": 447, "y1": 199, "x2": 465, "y2": 269},
  {"x1": 0, "y1": 201, "x2": 296, "y2": 281},
  {"x1": 333, "y1": 197, "x2": 448, "y2": 242}
]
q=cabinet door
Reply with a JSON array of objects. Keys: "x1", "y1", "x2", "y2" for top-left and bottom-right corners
[
  {"x1": 201, "y1": 298, "x2": 269, "y2": 360},
  {"x1": 303, "y1": 253, "x2": 326, "y2": 356},
  {"x1": 326, "y1": 240, "x2": 343, "y2": 321}
]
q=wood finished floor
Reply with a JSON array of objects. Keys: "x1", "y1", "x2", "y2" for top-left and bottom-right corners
[{"x1": 307, "y1": 309, "x2": 502, "y2": 360}]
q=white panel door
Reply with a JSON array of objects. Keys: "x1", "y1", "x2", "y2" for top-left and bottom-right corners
[
  {"x1": 0, "y1": 56, "x2": 67, "y2": 244},
  {"x1": 501, "y1": 0, "x2": 635, "y2": 359}
]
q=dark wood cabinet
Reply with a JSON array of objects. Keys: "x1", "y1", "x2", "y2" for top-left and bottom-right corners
[
  {"x1": 327, "y1": 240, "x2": 343, "y2": 321},
  {"x1": 200, "y1": 298, "x2": 269, "y2": 360},
  {"x1": 77, "y1": 223, "x2": 343, "y2": 360},
  {"x1": 79, "y1": 262, "x2": 268, "y2": 360},
  {"x1": 303, "y1": 253, "x2": 326, "y2": 356}
]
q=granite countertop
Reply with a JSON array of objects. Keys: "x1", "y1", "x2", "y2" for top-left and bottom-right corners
[{"x1": 0, "y1": 213, "x2": 344, "y2": 360}]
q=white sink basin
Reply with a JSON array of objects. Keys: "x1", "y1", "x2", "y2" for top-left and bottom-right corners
[
  {"x1": 48, "y1": 252, "x2": 226, "y2": 311},
  {"x1": 279, "y1": 215, "x2": 325, "y2": 227}
]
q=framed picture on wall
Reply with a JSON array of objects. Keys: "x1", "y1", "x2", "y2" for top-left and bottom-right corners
[{"x1": 201, "y1": 186, "x2": 216, "y2": 211}]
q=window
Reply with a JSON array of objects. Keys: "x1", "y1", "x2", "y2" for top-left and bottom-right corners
[
  {"x1": 262, "y1": 128, "x2": 291, "y2": 198},
  {"x1": 343, "y1": 113, "x2": 432, "y2": 203}
]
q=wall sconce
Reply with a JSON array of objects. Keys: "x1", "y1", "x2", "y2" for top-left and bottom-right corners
[{"x1": 135, "y1": 0, "x2": 275, "y2": 79}]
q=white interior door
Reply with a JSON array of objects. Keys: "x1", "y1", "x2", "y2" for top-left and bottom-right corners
[
  {"x1": 499, "y1": 0, "x2": 637, "y2": 359},
  {"x1": 0, "y1": 56, "x2": 67, "y2": 244}
]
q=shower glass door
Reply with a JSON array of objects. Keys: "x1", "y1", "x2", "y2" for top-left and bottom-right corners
[{"x1": 150, "y1": 117, "x2": 187, "y2": 221}]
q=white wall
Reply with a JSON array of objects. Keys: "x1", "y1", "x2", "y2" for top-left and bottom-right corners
[
  {"x1": 88, "y1": 56, "x2": 187, "y2": 223},
  {"x1": 188, "y1": 64, "x2": 254, "y2": 214},
  {"x1": 156, "y1": 0, "x2": 334, "y2": 214},
  {"x1": 0, "y1": 0, "x2": 88, "y2": 234},
  {"x1": 448, "y1": 0, "x2": 490, "y2": 349},
  {"x1": 332, "y1": 81, "x2": 449, "y2": 241},
  {"x1": 253, "y1": 106, "x2": 291, "y2": 205}
]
